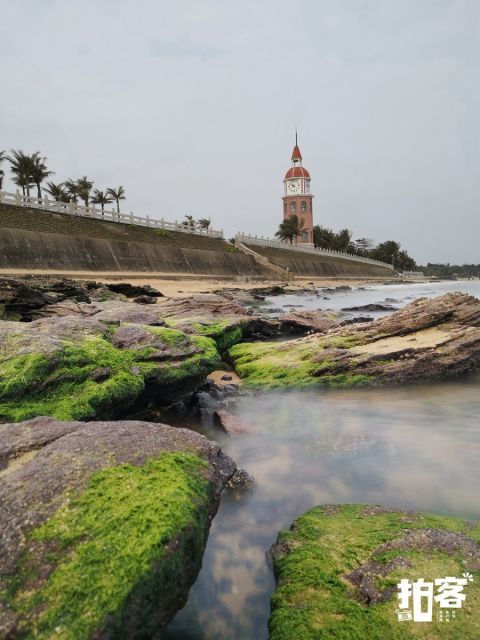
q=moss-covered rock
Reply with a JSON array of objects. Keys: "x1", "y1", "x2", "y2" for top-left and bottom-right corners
[
  {"x1": 230, "y1": 293, "x2": 480, "y2": 389},
  {"x1": 0, "y1": 417, "x2": 236, "y2": 638},
  {"x1": 270, "y1": 504, "x2": 480, "y2": 640},
  {"x1": 0, "y1": 316, "x2": 221, "y2": 422}
]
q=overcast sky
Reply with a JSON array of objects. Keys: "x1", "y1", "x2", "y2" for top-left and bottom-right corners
[{"x1": 1, "y1": 0, "x2": 478, "y2": 263}]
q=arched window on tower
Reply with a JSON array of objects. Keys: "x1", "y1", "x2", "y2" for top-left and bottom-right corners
[
  {"x1": 284, "y1": 201, "x2": 287, "y2": 214},
  {"x1": 290, "y1": 201, "x2": 297, "y2": 214},
  {"x1": 301, "y1": 201, "x2": 307, "y2": 213}
]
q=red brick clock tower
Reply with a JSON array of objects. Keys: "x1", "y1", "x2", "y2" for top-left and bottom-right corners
[{"x1": 282, "y1": 136, "x2": 314, "y2": 244}]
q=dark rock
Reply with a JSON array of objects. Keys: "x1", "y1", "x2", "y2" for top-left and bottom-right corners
[
  {"x1": 90, "y1": 366, "x2": 111, "y2": 382},
  {"x1": 342, "y1": 303, "x2": 397, "y2": 312},
  {"x1": 226, "y1": 468, "x2": 255, "y2": 489},
  {"x1": 133, "y1": 295, "x2": 158, "y2": 304},
  {"x1": 0, "y1": 276, "x2": 90, "y2": 321},
  {"x1": 342, "y1": 316, "x2": 374, "y2": 325},
  {"x1": 105, "y1": 283, "x2": 163, "y2": 298},
  {"x1": 221, "y1": 374, "x2": 233, "y2": 381}
]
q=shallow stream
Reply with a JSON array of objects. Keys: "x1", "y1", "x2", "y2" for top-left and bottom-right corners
[{"x1": 165, "y1": 280, "x2": 480, "y2": 639}]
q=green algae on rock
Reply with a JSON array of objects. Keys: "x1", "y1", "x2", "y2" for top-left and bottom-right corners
[
  {"x1": 230, "y1": 293, "x2": 480, "y2": 389},
  {"x1": 0, "y1": 417, "x2": 236, "y2": 639},
  {"x1": 270, "y1": 504, "x2": 480, "y2": 640},
  {"x1": 0, "y1": 317, "x2": 221, "y2": 422}
]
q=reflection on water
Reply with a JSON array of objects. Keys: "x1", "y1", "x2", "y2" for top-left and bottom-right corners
[{"x1": 165, "y1": 282, "x2": 480, "y2": 640}]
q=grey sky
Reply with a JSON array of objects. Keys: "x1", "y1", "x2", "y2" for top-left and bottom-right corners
[{"x1": 1, "y1": 0, "x2": 478, "y2": 264}]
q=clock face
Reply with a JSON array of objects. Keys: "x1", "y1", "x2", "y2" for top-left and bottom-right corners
[
  {"x1": 287, "y1": 179, "x2": 300, "y2": 194},
  {"x1": 304, "y1": 180, "x2": 310, "y2": 193}
]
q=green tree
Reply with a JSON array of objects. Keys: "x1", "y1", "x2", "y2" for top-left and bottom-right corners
[
  {"x1": 198, "y1": 217, "x2": 211, "y2": 230},
  {"x1": 7, "y1": 150, "x2": 35, "y2": 196},
  {"x1": 76, "y1": 176, "x2": 94, "y2": 207},
  {"x1": 395, "y1": 250, "x2": 416, "y2": 271},
  {"x1": 91, "y1": 189, "x2": 113, "y2": 214},
  {"x1": 64, "y1": 179, "x2": 80, "y2": 204},
  {"x1": 106, "y1": 186, "x2": 126, "y2": 213},
  {"x1": 370, "y1": 240, "x2": 401, "y2": 265},
  {"x1": 313, "y1": 225, "x2": 337, "y2": 250},
  {"x1": 183, "y1": 214, "x2": 196, "y2": 228},
  {"x1": 30, "y1": 153, "x2": 54, "y2": 198},
  {"x1": 333, "y1": 228, "x2": 353, "y2": 252},
  {"x1": 276, "y1": 215, "x2": 304, "y2": 244},
  {"x1": 45, "y1": 181, "x2": 68, "y2": 202}
]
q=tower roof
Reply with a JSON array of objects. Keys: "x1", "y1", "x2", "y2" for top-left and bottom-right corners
[
  {"x1": 285, "y1": 166, "x2": 310, "y2": 179},
  {"x1": 291, "y1": 144, "x2": 302, "y2": 161}
]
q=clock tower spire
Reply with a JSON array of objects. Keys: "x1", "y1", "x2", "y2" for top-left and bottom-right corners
[{"x1": 282, "y1": 135, "x2": 314, "y2": 244}]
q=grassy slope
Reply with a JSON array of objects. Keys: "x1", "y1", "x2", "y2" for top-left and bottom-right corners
[
  {"x1": 0, "y1": 203, "x2": 236, "y2": 252},
  {"x1": 5, "y1": 451, "x2": 212, "y2": 639},
  {"x1": 270, "y1": 505, "x2": 480, "y2": 640}
]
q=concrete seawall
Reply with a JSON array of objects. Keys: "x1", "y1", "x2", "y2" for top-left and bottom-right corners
[
  {"x1": 0, "y1": 203, "x2": 395, "y2": 280},
  {"x1": 0, "y1": 228, "x2": 274, "y2": 277},
  {"x1": 245, "y1": 244, "x2": 395, "y2": 279}
]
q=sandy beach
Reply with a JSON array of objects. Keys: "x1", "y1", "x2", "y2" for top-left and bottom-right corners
[{"x1": 0, "y1": 269, "x2": 393, "y2": 297}]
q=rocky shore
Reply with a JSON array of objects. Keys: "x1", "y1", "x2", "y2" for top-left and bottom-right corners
[{"x1": 1, "y1": 276, "x2": 480, "y2": 638}]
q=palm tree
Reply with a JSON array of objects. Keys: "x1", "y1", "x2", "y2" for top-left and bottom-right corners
[
  {"x1": 183, "y1": 214, "x2": 196, "y2": 228},
  {"x1": 75, "y1": 176, "x2": 94, "y2": 207},
  {"x1": 0, "y1": 150, "x2": 6, "y2": 190},
  {"x1": 30, "y1": 153, "x2": 54, "y2": 198},
  {"x1": 198, "y1": 217, "x2": 211, "y2": 230},
  {"x1": 45, "y1": 181, "x2": 68, "y2": 202},
  {"x1": 275, "y1": 215, "x2": 304, "y2": 244},
  {"x1": 91, "y1": 189, "x2": 113, "y2": 214},
  {"x1": 106, "y1": 186, "x2": 125, "y2": 214},
  {"x1": 8, "y1": 150, "x2": 35, "y2": 196},
  {"x1": 64, "y1": 179, "x2": 80, "y2": 203}
]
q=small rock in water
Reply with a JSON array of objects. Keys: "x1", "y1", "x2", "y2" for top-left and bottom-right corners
[
  {"x1": 227, "y1": 468, "x2": 255, "y2": 490},
  {"x1": 214, "y1": 409, "x2": 250, "y2": 435}
]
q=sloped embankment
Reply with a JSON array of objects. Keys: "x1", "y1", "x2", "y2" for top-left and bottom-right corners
[{"x1": 0, "y1": 202, "x2": 276, "y2": 277}]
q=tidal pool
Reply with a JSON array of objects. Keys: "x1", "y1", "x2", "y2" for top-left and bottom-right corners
[{"x1": 165, "y1": 281, "x2": 480, "y2": 639}]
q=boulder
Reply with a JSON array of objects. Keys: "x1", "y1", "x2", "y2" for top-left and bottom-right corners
[
  {"x1": 104, "y1": 282, "x2": 163, "y2": 298},
  {"x1": 0, "y1": 276, "x2": 90, "y2": 321},
  {"x1": 269, "y1": 504, "x2": 480, "y2": 639},
  {"x1": 0, "y1": 417, "x2": 235, "y2": 639},
  {"x1": 229, "y1": 293, "x2": 480, "y2": 388},
  {"x1": 0, "y1": 315, "x2": 220, "y2": 422}
]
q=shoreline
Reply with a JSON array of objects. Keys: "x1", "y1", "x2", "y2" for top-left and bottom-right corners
[{"x1": 0, "y1": 269, "x2": 401, "y2": 298}]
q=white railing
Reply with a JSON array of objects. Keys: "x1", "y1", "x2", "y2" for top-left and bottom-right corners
[
  {"x1": 0, "y1": 190, "x2": 224, "y2": 238},
  {"x1": 235, "y1": 233, "x2": 395, "y2": 269}
]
